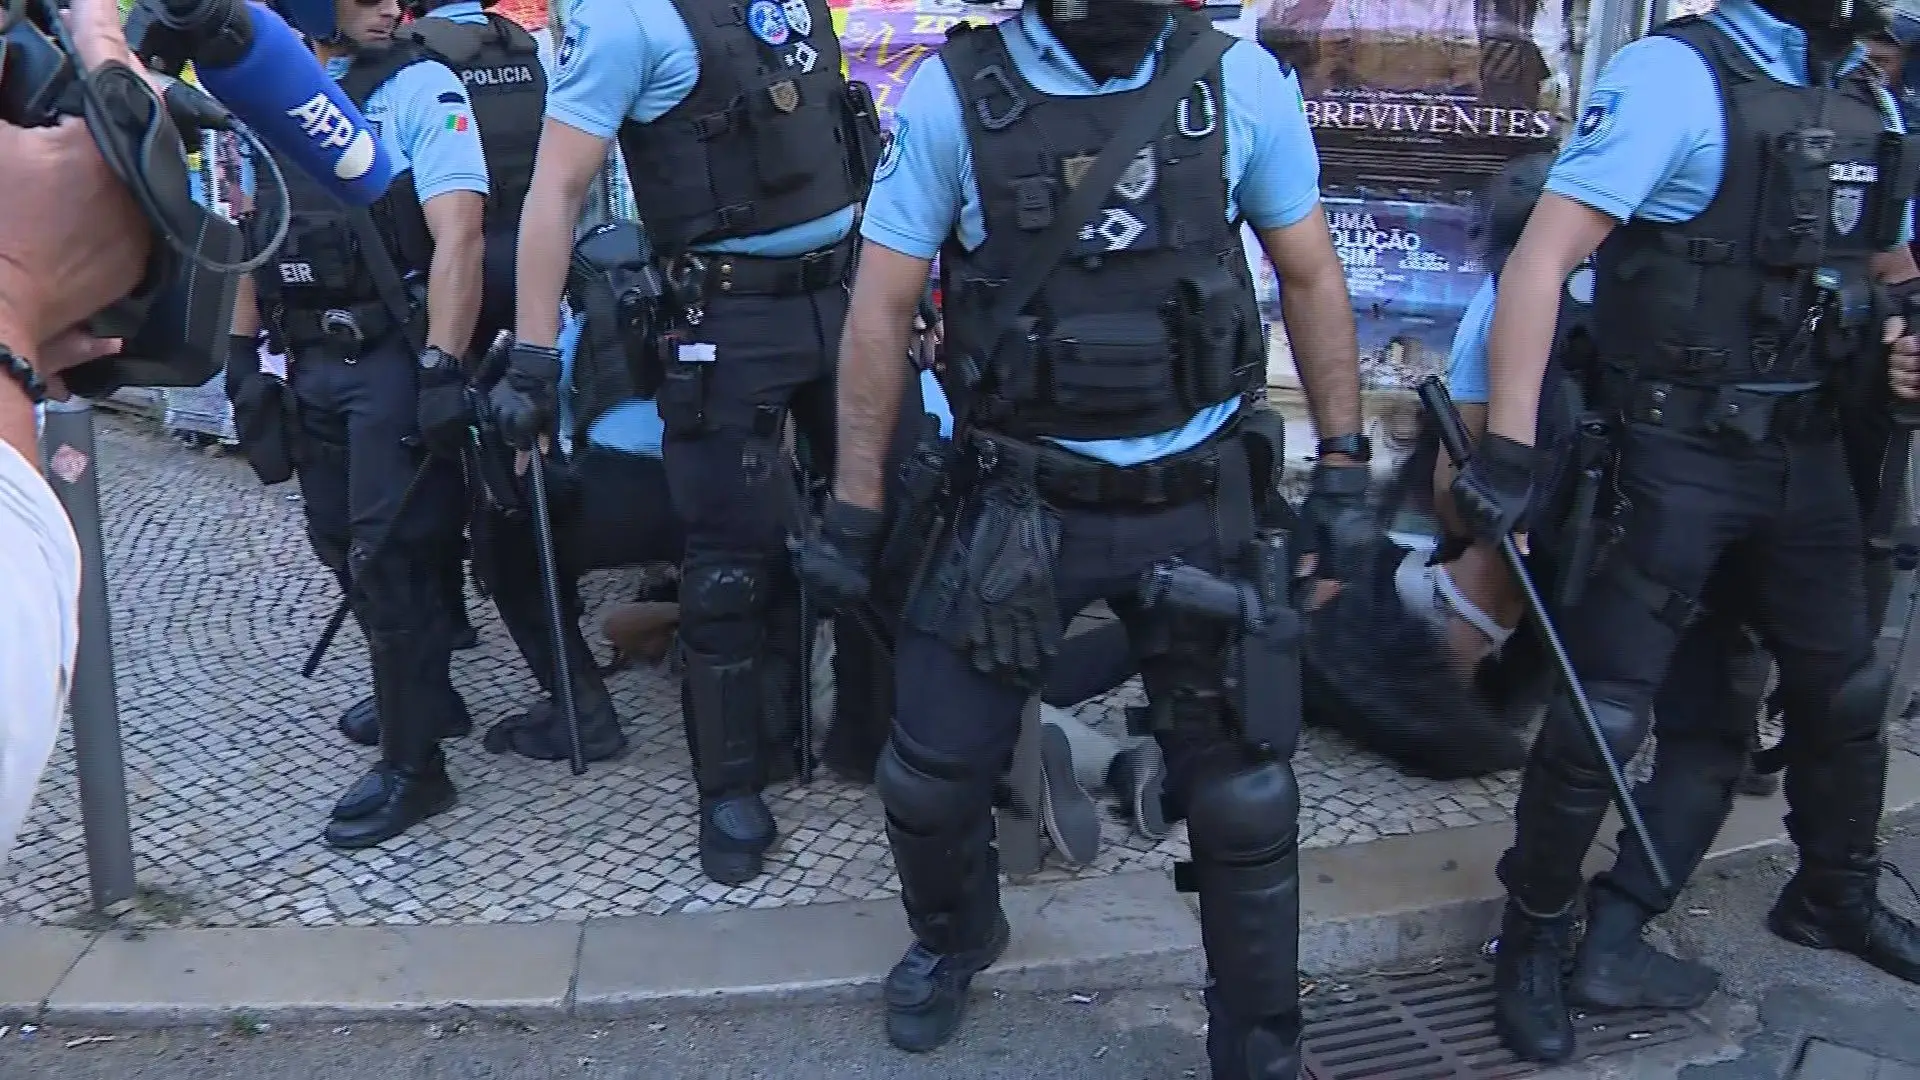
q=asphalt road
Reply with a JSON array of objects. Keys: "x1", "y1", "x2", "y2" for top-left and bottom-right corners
[
  {"x1": 14, "y1": 813, "x2": 1920, "y2": 1080},
  {"x1": 2, "y1": 987, "x2": 1213, "y2": 1080}
]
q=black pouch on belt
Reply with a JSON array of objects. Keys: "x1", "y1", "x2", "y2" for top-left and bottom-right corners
[{"x1": 231, "y1": 373, "x2": 301, "y2": 486}]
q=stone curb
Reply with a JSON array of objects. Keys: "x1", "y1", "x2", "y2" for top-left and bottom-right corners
[{"x1": 6, "y1": 748, "x2": 1918, "y2": 1031}]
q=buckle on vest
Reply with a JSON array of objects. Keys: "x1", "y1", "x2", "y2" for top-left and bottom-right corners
[
  {"x1": 970, "y1": 64, "x2": 1025, "y2": 130},
  {"x1": 1177, "y1": 80, "x2": 1217, "y2": 138},
  {"x1": 1665, "y1": 344, "x2": 1727, "y2": 375},
  {"x1": 716, "y1": 204, "x2": 755, "y2": 231},
  {"x1": 692, "y1": 110, "x2": 734, "y2": 140}
]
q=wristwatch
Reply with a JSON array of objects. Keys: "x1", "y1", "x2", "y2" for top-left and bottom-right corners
[
  {"x1": 418, "y1": 346, "x2": 460, "y2": 372},
  {"x1": 1317, "y1": 433, "x2": 1373, "y2": 463},
  {"x1": 2, "y1": 345, "x2": 46, "y2": 406}
]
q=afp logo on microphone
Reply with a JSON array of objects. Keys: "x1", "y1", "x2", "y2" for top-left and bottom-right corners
[{"x1": 287, "y1": 93, "x2": 379, "y2": 181}]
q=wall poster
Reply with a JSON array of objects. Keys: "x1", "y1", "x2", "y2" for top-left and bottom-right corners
[{"x1": 1249, "y1": 0, "x2": 1584, "y2": 390}]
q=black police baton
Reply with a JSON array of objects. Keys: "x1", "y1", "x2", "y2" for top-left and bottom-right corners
[
  {"x1": 483, "y1": 327, "x2": 588, "y2": 778},
  {"x1": 1417, "y1": 376, "x2": 1671, "y2": 894},
  {"x1": 525, "y1": 443, "x2": 587, "y2": 776}
]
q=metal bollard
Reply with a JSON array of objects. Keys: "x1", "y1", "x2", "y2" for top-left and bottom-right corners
[{"x1": 39, "y1": 398, "x2": 137, "y2": 914}]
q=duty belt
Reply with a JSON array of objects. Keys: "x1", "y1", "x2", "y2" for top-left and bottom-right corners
[
  {"x1": 279, "y1": 301, "x2": 396, "y2": 355},
  {"x1": 966, "y1": 427, "x2": 1228, "y2": 509},
  {"x1": 699, "y1": 234, "x2": 855, "y2": 297},
  {"x1": 1618, "y1": 378, "x2": 1837, "y2": 443}
]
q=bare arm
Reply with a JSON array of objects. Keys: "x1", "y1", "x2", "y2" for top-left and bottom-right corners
[
  {"x1": 420, "y1": 190, "x2": 485, "y2": 356},
  {"x1": 513, "y1": 120, "x2": 610, "y2": 349},
  {"x1": 1486, "y1": 194, "x2": 1616, "y2": 444},
  {"x1": 230, "y1": 275, "x2": 260, "y2": 338},
  {"x1": 1257, "y1": 208, "x2": 1364, "y2": 455},
  {"x1": 834, "y1": 241, "x2": 927, "y2": 511}
]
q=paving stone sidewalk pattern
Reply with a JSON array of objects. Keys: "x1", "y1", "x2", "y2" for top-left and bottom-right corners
[{"x1": 3, "y1": 414, "x2": 1858, "y2": 932}]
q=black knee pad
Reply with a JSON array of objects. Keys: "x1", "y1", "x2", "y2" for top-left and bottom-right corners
[
  {"x1": 1185, "y1": 758, "x2": 1300, "y2": 866},
  {"x1": 1830, "y1": 659, "x2": 1892, "y2": 739},
  {"x1": 1537, "y1": 690, "x2": 1646, "y2": 787},
  {"x1": 875, "y1": 726, "x2": 990, "y2": 836},
  {"x1": 682, "y1": 556, "x2": 766, "y2": 625}
]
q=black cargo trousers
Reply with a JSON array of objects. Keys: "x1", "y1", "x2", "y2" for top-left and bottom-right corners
[
  {"x1": 652, "y1": 255, "x2": 869, "y2": 885},
  {"x1": 877, "y1": 424, "x2": 1305, "y2": 1080},
  {"x1": 1503, "y1": 396, "x2": 1882, "y2": 924},
  {"x1": 289, "y1": 329, "x2": 469, "y2": 785}
]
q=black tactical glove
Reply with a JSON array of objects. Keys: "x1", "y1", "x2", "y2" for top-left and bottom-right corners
[
  {"x1": 1450, "y1": 432, "x2": 1535, "y2": 546},
  {"x1": 415, "y1": 347, "x2": 471, "y2": 460},
  {"x1": 800, "y1": 498, "x2": 884, "y2": 613},
  {"x1": 489, "y1": 342, "x2": 562, "y2": 450},
  {"x1": 1299, "y1": 461, "x2": 1376, "y2": 582}
]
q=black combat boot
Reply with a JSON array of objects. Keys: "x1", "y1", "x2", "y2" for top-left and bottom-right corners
[
  {"x1": 484, "y1": 597, "x2": 627, "y2": 764},
  {"x1": 1492, "y1": 900, "x2": 1578, "y2": 1063},
  {"x1": 683, "y1": 652, "x2": 777, "y2": 885},
  {"x1": 1771, "y1": 732, "x2": 1920, "y2": 984},
  {"x1": 324, "y1": 637, "x2": 458, "y2": 848},
  {"x1": 876, "y1": 735, "x2": 1010, "y2": 1053},
  {"x1": 1568, "y1": 886, "x2": 1720, "y2": 1009},
  {"x1": 882, "y1": 818, "x2": 1009, "y2": 1052},
  {"x1": 1186, "y1": 758, "x2": 1305, "y2": 1080}
]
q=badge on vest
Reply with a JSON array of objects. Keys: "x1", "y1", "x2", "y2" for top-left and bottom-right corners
[
  {"x1": 1064, "y1": 147, "x2": 1161, "y2": 255},
  {"x1": 279, "y1": 262, "x2": 317, "y2": 286},
  {"x1": 1830, "y1": 160, "x2": 1878, "y2": 237},
  {"x1": 747, "y1": 0, "x2": 791, "y2": 47},
  {"x1": 780, "y1": 0, "x2": 812, "y2": 38}
]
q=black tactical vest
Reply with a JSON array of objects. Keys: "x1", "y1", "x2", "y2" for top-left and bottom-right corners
[
  {"x1": 1592, "y1": 16, "x2": 1914, "y2": 386},
  {"x1": 257, "y1": 43, "x2": 434, "y2": 330},
  {"x1": 406, "y1": 12, "x2": 545, "y2": 228},
  {"x1": 616, "y1": 0, "x2": 861, "y2": 253},
  {"x1": 938, "y1": 18, "x2": 1263, "y2": 443}
]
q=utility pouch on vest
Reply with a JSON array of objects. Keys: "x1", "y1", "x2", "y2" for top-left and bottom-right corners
[
  {"x1": 842, "y1": 81, "x2": 884, "y2": 197},
  {"x1": 1169, "y1": 266, "x2": 1257, "y2": 407},
  {"x1": 1045, "y1": 312, "x2": 1174, "y2": 417},
  {"x1": 656, "y1": 348, "x2": 711, "y2": 438},
  {"x1": 747, "y1": 78, "x2": 814, "y2": 195},
  {"x1": 1756, "y1": 128, "x2": 1834, "y2": 268},
  {"x1": 902, "y1": 470, "x2": 1063, "y2": 691}
]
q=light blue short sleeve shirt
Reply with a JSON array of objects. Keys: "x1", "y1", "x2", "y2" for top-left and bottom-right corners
[
  {"x1": 858, "y1": 10, "x2": 1321, "y2": 466},
  {"x1": 545, "y1": 0, "x2": 853, "y2": 257},
  {"x1": 340, "y1": 55, "x2": 490, "y2": 204}
]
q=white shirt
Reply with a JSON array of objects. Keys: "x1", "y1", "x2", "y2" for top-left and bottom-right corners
[{"x1": 0, "y1": 437, "x2": 79, "y2": 869}]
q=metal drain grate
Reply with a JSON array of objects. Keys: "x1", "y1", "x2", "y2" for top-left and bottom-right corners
[{"x1": 1300, "y1": 957, "x2": 1706, "y2": 1080}]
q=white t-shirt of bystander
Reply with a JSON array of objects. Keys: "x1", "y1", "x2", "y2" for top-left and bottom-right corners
[{"x1": 0, "y1": 436, "x2": 80, "y2": 869}]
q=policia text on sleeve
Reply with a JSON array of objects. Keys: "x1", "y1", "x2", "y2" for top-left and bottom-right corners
[{"x1": 808, "y1": 6, "x2": 1369, "y2": 1079}]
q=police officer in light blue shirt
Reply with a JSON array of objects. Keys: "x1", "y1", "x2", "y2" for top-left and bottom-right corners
[
  {"x1": 796, "y1": 3, "x2": 1369, "y2": 1073},
  {"x1": 1444, "y1": 0, "x2": 1920, "y2": 1063},
  {"x1": 229, "y1": 0, "x2": 488, "y2": 852},
  {"x1": 487, "y1": 0, "x2": 875, "y2": 889}
]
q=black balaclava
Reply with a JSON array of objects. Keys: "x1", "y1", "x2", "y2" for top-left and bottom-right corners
[
  {"x1": 1040, "y1": 1, "x2": 1173, "y2": 84},
  {"x1": 1754, "y1": 0, "x2": 1879, "y2": 69}
]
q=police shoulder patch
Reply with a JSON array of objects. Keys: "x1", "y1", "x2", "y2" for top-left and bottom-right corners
[
  {"x1": 874, "y1": 119, "x2": 905, "y2": 182},
  {"x1": 437, "y1": 90, "x2": 463, "y2": 105},
  {"x1": 1572, "y1": 89, "x2": 1620, "y2": 147},
  {"x1": 558, "y1": 23, "x2": 587, "y2": 71}
]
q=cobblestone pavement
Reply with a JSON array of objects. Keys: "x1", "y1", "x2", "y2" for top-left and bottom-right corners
[{"x1": 0, "y1": 415, "x2": 1690, "y2": 930}]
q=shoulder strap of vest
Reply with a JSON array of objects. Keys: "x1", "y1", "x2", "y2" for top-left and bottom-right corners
[
  {"x1": 1656, "y1": 15, "x2": 1761, "y2": 84},
  {"x1": 482, "y1": 10, "x2": 540, "y2": 55},
  {"x1": 406, "y1": 16, "x2": 485, "y2": 65},
  {"x1": 339, "y1": 42, "x2": 432, "y2": 109}
]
